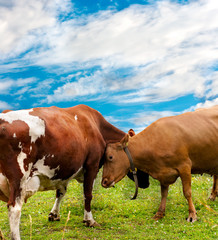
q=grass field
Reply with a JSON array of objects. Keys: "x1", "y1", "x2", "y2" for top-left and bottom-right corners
[{"x1": 0, "y1": 172, "x2": 217, "y2": 239}]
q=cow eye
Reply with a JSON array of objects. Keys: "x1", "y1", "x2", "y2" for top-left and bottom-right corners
[{"x1": 108, "y1": 156, "x2": 113, "y2": 161}]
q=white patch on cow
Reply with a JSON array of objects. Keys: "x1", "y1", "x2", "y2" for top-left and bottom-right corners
[
  {"x1": 13, "y1": 133, "x2": 16, "y2": 138},
  {"x1": 83, "y1": 210, "x2": 95, "y2": 225},
  {"x1": 17, "y1": 142, "x2": 33, "y2": 176},
  {"x1": 33, "y1": 157, "x2": 58, "y2": 179},
  {"x1": 0, "y1": 109, "x2": 45, "y2": 143},
  {"x1": 17, "y1": 151, "x2": 27, "y2": 175},
  {"x1": 74, "y1": 115, "x2": 78, "y2": 121},
  {"x1": 51, "y1": 155, "x2": 54, "y2": 158}
]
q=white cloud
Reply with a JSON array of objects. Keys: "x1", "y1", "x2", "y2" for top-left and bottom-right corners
[
  {"x1": 0, "y1": 0, "x2": 73, "y2": 57},
  {"x1": 105, "y1": 109, "x2": 181, "y2": 134},
  {"x1": 46, "y1": 71, "x2": 103, "y2": 103},
  {"x1": 30, "y1": 0, "x2": 218, "y2": 67},
  {"x1": 130, "y1": 110, "x2": 179, "y2": 127},
  {"x1": 0, "y1": 80, "x2": 14, "y2": 93},
  {"x1": 1, "y1": 0, "x2": 218, "y2": 107},
  {"x1": 0, "y1": 0, "x2": 14, "y2": 8},
  {"x1": 187, "y1": 98, "x2": 218, "y2": 111},
  {"x1": 205, "y1": 72, "x2": 218, "y2": 99},
  {"x1": 0, "y1": 77, "x2": 37, "y2": 95},
  {"x1": 37, "y1": 0, "x2": 218, "y2": 104},
  {"x1": 0, "y1": 100, "x2": 13, "y2": 111},
  {"x1": 113, "y1": 67, "x2": 207, "y2": 103}
]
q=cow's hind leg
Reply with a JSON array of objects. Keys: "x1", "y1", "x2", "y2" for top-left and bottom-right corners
[
  {"x1": 179, "y1": 164, "x2": 197, "y2": 222},
  {"x1": 153, "y1": 184, "x2": 169, "y2": 220},
  {"x1": 209, "y1": 175, "x2": 217, "y2": 201},
  {"x1": 8, "y1": 198, "x2": 23, "y2": 240},
  {"x1": 48, "y1": 185, "x2": 67, "y2": 221}
]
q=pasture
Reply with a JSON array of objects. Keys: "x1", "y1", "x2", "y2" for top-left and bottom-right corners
[{"x1": 0, "y1": 172, "x2": 217, "y2": 239}]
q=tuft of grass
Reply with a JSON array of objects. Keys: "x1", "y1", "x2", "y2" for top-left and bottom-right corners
[
  {"x1": 0, "y1": 173, "x2": 217, "y2": 239},
  {"x1": 62, "y1": 211, "x2": 71, "y2": 240},
  {"x1": 0, "y1": 228, "x2": 6, "y2": 240}
]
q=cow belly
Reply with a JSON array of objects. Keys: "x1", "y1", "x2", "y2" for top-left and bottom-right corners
[
  {"x1": 27, "y1": 167, "x2": 84, "y2": 193},
  {"x1": 37, "y1": 176, "x2": 68, "y2": 191},
  {"x1": 191, "y1": 165, "x2": 218, "y2": 175},
  {"x1": 25, "y1": 176, "x2": 40, "y2": 199},
  {"x1": 190, "y1": 155, "x2": 218, "y2": 175}
]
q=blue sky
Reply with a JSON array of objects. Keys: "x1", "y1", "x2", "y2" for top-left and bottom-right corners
[{"x1": 0, "y1": 0, "x2": 218, "y2": 132}]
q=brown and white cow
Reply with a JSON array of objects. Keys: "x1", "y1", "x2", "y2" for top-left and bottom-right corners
[
  {"x1": 0, "y1": 105, "x2": 128, "y2": 240},
  {"x1": 102, "y1": 106, "x2": 218, "y2": 222}
]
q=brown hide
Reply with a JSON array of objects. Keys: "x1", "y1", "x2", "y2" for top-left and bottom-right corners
[{"x1": 102, "y1": 106, "x2": 218, "y2": 222}]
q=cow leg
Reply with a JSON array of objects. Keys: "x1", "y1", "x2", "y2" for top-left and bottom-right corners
[
  {"x1": 8, "y1": 198, "x2": 23, "y2": 240},
  {"x1": 153, "y1": 184, "x2": 169, "y2": 220},
  {"x1": 209, "y1": 175, "x2": 217, "y2": 201},
  {"x1": 179, "y1": 165, "x2": 197, "y2": 222},
  {"x1": 49, "y1": 185, "x2": 67, "y2": 221},
  {"x1": 83, "y1": 167, "x2": 100, "y2": 227}
]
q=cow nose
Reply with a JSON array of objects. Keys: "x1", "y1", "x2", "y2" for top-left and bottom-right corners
[{"x1": 101, "y1": 178, "x2": 109, "y2": 188}]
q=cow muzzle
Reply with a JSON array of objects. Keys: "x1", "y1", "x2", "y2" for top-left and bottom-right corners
[{"x1": 101, "y1": 178, "x2": 115, "y2": 188}]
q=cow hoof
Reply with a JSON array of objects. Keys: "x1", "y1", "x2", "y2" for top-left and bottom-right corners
[
  {"x1": 186, "y1": 213, "x2": 197, "y2": 223},
  {"x1": 152, "y1": 212, "x2": 165, "y2": 221},
  {"x1": 83, "y1": 220, "x2": 100, "y2": 227},
  {"x1": 48, "y1": 213, "x2": 60, "y2": 221},
  {"x1": 208, "y1": 193, "x2": 216, "y2": 201}
]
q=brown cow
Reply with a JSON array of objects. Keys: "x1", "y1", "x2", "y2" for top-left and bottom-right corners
[
  {"x1": 0, "y1": 105, "x2": 128, "y2": 240},
  {"x1": 0, "y1": 104, "x2": 149, "y2": 239},
  {"x1": 102, "y1": 106, "x2": 218, "y2": 222}
]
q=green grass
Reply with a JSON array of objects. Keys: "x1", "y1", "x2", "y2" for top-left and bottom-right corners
[{"x1": 0, "y1": 173, "x2": 217, "y2": 239}]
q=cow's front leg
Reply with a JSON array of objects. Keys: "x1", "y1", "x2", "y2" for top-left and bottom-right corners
[
  {"x1": 83, "y1": 167, "x2": 100, "y2": 227},
  {"x1": 49, "y1": 185, "x2": 67, "y2": 221},
  {"x1": 153, "y1": 184, "x2": 169, "y2": 220},
  {"x1": 179, "y1": 165, "x2": 197, "y2": 222},
  {"x1": 8, "y1": 198, "x2": 23, "y2": 240},
  {"x1": 209, "y1": 175, "x2": 217, "y2": 201}
]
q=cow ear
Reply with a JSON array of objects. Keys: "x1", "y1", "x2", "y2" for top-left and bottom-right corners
[
  {"x1": 120, "y1": 134, "x2": 129, "y2": 148},
  {"x1": 128, "y1": 129, "x2": 135, "y2": 137}
]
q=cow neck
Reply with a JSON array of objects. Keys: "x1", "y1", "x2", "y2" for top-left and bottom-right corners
[
  {"x1": 127, "y1": 132, "x2": 158, "y2": 178},
  {"x1": 100, "y1": 119, "x2": 125, "y2": 144},
  {"x1": 127, "y1": 133, "x2": 149, "y2": 168}
]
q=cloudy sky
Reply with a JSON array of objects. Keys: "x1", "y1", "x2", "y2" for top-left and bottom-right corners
[{"x1": 0, "y1": 0, "x2": 218, "y2": 132}]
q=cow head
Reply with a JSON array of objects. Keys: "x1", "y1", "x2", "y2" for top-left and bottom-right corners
[
  {"x1": 102, "y1": 129, "x2": 150, "y2": 189},
  {"x1": 101, "y1": 134, "x2": 131, "y2": 188}
]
